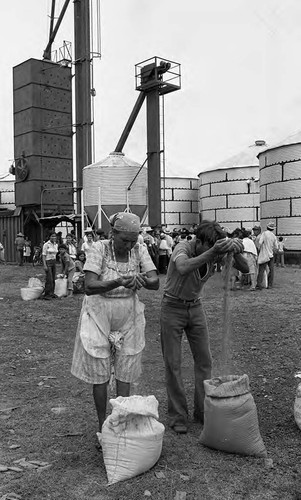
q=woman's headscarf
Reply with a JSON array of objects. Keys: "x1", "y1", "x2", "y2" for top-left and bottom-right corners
[{"x1": 109, "y1": 212, "x2": 141, "y2": 233}]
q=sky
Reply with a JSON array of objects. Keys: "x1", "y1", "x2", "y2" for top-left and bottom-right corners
[{"x1": 1, "y1": 0, "x2": 301, "y2": 178}]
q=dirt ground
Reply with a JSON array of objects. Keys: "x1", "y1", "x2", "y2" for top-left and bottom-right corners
[{"x1": 1, "y1": 263, "x2": 301, "y2": 500}]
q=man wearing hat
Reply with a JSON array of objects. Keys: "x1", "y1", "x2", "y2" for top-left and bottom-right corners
[
  {"x1": 15, "y1": 232, "x2": 25, "y2": 266},
  {"x1": 256, "y1": 222, "x2": 278, "y2": 290}
]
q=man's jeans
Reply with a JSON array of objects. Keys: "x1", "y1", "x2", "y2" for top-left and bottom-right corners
[
  {"x1": 257, "y1": 256, "x2": 275, "y2": 289},
  {"x1": 44, "y1": 260, "x2": 56, "y2": 297},
  {"x1": 160, "y1": 296, "x2": 212, "y2": 428}
]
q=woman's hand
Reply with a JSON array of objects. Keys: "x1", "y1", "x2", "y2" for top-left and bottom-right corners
[
  {"x1": 134, "y1": 272, "x2": 147, "y2": 290},
  {"x1": 119, "y1": 275, "x2": 137, "y2": 289}
]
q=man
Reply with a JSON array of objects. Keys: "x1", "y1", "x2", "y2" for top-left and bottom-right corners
[
  {"x1": 256, "y1": 222, "x2": 278, "y2": 290},
  {"x1": 42, "y1": 232, "x2": 58, "y2": 299},
  {"x1": 160, "y1": 220, "x2": 248, "y2": 434},
  {"x1": 15, "y1": 232, "x2": 25, "y2": 266},
  {"x1": 252, "y1": 225, "x2": 261, "y2": 254},
  {"x1": 58, "y1": 243, "x2": 75, "y2": 298}
]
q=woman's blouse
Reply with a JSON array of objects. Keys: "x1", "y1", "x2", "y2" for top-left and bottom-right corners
[{"x1": 84, "y1": 240, "x2": 156, "y2": 298}]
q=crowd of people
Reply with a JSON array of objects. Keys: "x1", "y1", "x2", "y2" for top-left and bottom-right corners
[
  {"x1": 225, "y1": 222, "x2": 284, "y2": 291},
  {"x1": 40, "y1": 228, "x2": 108, "y2": 300}
]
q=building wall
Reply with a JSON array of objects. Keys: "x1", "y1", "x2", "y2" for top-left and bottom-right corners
[
  {"x1": 0, "y1": 211, "x2": 23, "y2": 263},
  {"x1": 198, "y1": 166, "x2": 259, "y2": 232},
  {"x1": 258, "y1": 144, "x2": 301, "y2": 250}
]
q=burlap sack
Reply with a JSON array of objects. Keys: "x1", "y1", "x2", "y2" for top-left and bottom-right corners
[{"x1": 200, "y1": 374, "x2": 267, "y2": 457}]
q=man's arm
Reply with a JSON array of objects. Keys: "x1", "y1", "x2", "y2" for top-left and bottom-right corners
[
  {"x1": 233, "y1": 253, "x2": 249, "y2": 274},
  {"x1": 175, "y1": 238, "x2": 241, "y2": 276}
]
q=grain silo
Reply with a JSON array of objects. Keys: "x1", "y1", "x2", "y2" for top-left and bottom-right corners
[
  {"x1": 83, "y1": 151, "x2": 147, "y2": 232},
  {"x1": 257, "y1": 131, "x2": 301, "y2": 250},
  {"x1": 198, "y1": 140, "x2": 267, "y2": 232},
  {"x1": 162, "y1": 177, "x2": 199, "y2": 230}
]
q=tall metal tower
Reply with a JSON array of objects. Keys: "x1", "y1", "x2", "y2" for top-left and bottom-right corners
[{"x1": 115, "y1": 57, "x2": 181, "y2": 227}]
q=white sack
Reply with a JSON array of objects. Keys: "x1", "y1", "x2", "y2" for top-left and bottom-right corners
[{"x1": 102, "y1": 395, "x2": 165, "y2": 485}]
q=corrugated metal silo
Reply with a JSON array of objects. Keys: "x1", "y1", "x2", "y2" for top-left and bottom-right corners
[
  {"x1": 83, "y1": 151, "x2": 147, "y2": 231},
  {"x1": 198, "y1": 140, "x2": 267, "y2": 232},
  {"x1": 257, "y1": 131, "x2": 301, "y2": 250}
]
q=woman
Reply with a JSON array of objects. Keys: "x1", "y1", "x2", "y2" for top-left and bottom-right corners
[
  {"x1": 81, "y1": 232, "x2": 95, "y2": 255},
  {"x1": 72, "y1": 251, "x2": 86, "y2": 294},
  {"x1": 65, "y1": 233, "x2": 77, "y2": 261},
  {"x1": 58, "y1": 243, "x2": 75, "y2": 298},
  {"x1": 240, "y1": 229, "x2": 258, "y2": 290},
  {"x1": 42, "y1": 233, "x2": 58, "y2": 299},
  {"x1": 23, "y1": 236, "x2": 32, "y2": 263},
  {"x1": 71, "y1": 212, "x2": 159, "y2": 433}
]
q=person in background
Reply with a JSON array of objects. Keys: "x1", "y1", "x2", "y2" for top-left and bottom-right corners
[
  {"x1": 71, "y1": 212, "x2": 159, "y2": 435},
  {"x1": 58, "y1": 243, "x2": 76, "y2": 298},
  {"x1": 164, "y1": 230, "x2": 174, "y2": 253},
  {"x1": 42, "y1": 232, "x2": 58, "y2": 300},
  {"x1": 256, "y1": 222, "x2": 278, "y2": 290},
  {"x1": 142, "y1": 228, "x2": 158, "y2": 269},
  {"x1": 158, "y1": 233, "x2": 170, "y2": 274},
  {"x1": 56, "y1": 231, "x2": 63, "y2": 246},
  {"x1": 74, "y1": 250, "x2": 86, "y2": 273},
  {"x1": 15, "y1": 232, "x2": 25, "y2": 266},
  {"x1": 95, "y1": 228, "x2": 106, "y2": 241},
  {"x1": 0, "y1": 240, "x2": 5, "y2": 264},
  {"x1": 70, "y1": 229, "x2": 77, "y2": 246},
  {"x1": 81, "y1": 232, "x2": 95, "y2": 256},
  {"x1": 252, "y1": 225, "x2": 261, "y2": 254},
  {"x1": 276, "y1": 236, "x2": 286, "y2": 268},
  {"x1": 65, "y1": 233, "x2": 77, "y2": 261},
  {"x1": 160, "y1": 220, "x2": 248, "y2": 434},
  {"x1": 73, "y1": 251, "x2": 86, "y2": 294},
  {"x1": 240, "y1": 229, "x2": 258, "y2": 290},
  {"x1": 23, "y1": 236, "x2": 32, "y2": 264}
]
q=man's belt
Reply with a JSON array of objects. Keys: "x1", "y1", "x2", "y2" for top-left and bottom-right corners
[{"x1": 163, "y1": 293, "x2": 201, "y2": 305}]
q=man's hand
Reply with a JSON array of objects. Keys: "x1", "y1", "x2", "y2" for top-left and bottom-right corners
[
  {"x1": 231, "y1": 238, "x2": 244, "y2": 254},
  {"x1": 212, "y1": 238, "x2": 234, "y2": 255},
  {"x1": 212, "y1": 237, "x2": 244, "y2": 256}
]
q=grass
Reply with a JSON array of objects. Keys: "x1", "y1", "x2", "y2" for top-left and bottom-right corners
[{"x1": 0, "y1": 264, "x2": 301, "y2": 499}]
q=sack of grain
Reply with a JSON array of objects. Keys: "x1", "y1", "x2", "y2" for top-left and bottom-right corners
[
  {"x1": 199, "y1": 374, "x2": 267, "y2": 457},
  {"x1": 20, "y1": 286, "x2": 44, "y2": 301},
  {"x1": 102, "y1": 395, "x2": 165, "y2": 485}
]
